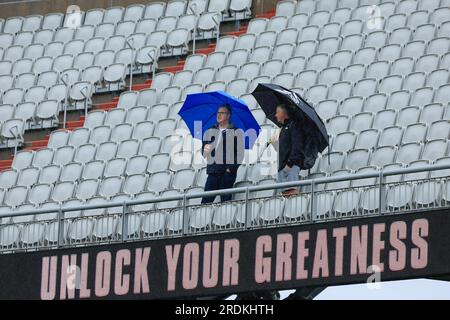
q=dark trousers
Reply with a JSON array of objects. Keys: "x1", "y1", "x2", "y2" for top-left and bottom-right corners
[{"x1": 201, "y1": 172, "x2": 237, "y2": 204}]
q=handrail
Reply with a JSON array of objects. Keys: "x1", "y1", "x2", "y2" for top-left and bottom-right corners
[{"x1": 1, "y1": 163, "x2": 449, "y2": 219}]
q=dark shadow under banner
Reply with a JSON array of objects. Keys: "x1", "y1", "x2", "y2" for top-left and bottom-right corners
[{"x1": 1, "y1": 208, "x2": 450, "y2": 300}]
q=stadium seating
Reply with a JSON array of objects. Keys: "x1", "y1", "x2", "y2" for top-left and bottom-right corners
[{"x1": 0, "y1": 0, "x2": 450, "y2": 249}]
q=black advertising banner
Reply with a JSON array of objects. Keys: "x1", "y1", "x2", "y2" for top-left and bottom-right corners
[{"x1": 1, "y1": 208, "x2": 450, "y2": 300}]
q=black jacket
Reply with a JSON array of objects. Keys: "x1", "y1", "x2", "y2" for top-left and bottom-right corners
[
  {"x1": 277, "y1": 119, "x2": 304, "y2": 172},
  {"x1": 202, "y1": 123, "x2": 244, "y2": 175}
]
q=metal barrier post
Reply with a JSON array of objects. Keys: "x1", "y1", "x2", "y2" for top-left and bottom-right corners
[
  {"x1": 126, "y1": 38, "x2": 134, "y2": 91},
  {"x1": 182, "y1": 194, "x2": 188, "y2": 236},
  {"x1": 122, "y1": 201, "x2": 128, "y2": 242},
  {"x1": 379, "y1": 171, "x2": 386, "y2": 214},
  {"x1": 189, "y1": 3, "x2": 197, "y2": 54},
  {"x1": 80, "y1": 85, "x2": 89, "y2": 119},
  {"x1": 310, "y1": 179, "x2": 315, "y2": 223},
  {"x1": 57, "y1": 206, "x2": 64, "y2": 248},
  {"x1": 212, "y1": 15, "x2": 220, "y2": 44},
  {"x1": 245, "y1": 187, "x2": 251, "y2": 229},
  {"x1": 61, "y1": 74, "x2": 68, "y2": 129}
]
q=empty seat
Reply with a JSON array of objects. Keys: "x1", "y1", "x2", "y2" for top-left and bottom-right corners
[
  {"x1": 422, "y1": 139, "x2": 448, "y2": 162},
  {"x1": 111, "y1": 123, "x2": 133, "y2": 143},
  {"x1": 396, "y1": 106, "x2": 420, "y2": 127},
  {"x1": 12, "y1": 150, "x2": 34, "y2": 170},
  {"x1": 370, "y1": 146, "x2": 396, "y2": 168},
  {"x1": 420, "y1": 103, "x2": 444, "y2": 123},
  {"x1": 59, "y1": 162, "x2": 82, "y2": 183},
  {"x1": 0, "y1": 169, "x2": 18, "y2": 190},
  {"x1": 378, "y1": 75, "x2": 403, "y2": 94},
  {"x1": 51, "y1": 181, "x2": 75, "y2": 203},
  {"x1": 129, "y1": 121, "x2": 154, "y2": 141},
  {"x1": 53, "y1": 146, "x2": 75, "y2": 166},
  {"x1": 430, "y1": 7, "x2": 450, "y2": 25},
  {"x1": 386, "y1": 90, "x2": 410, "y2": 111},
  {"x1": 401, "y1": 40, "x2": 426, "y2": 60},
  {"x1": 427, "y1": 120, "x2": 450, "y2": 141},
  {"x1": 396, "y1": 142, "x2": 422, "y2": 165},
  {"x1": 378, "y1": 126, "x2": 403, "y2": 147},
  {"x1": 427, "y1": 37, "x2": 450, "y2": 55},
  {"x1": 332, "y1": 132, "x2": 356, "y2": 153},
  {"x1": 31, "y1": 148, "x2": 54, "y2": 168}
]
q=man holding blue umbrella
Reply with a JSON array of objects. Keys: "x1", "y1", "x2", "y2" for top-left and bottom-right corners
[
  {"x1": 200, "y1": 103, "x2": 244, "y2": 203},
  {"x1": 179, "y1": 91, "x2": 261, "y2": 204}
]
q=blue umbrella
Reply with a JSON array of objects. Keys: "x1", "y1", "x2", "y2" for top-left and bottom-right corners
[{"x1": 178, "y1": 91, "x2": 261, "y2": 149}]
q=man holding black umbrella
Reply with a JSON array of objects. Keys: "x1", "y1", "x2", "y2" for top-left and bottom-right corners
[
  {"x1": 271, "y1": 103, "x2": 304, "y2": 196},
  {"x1": 251, "y1": 83, "x2": 329, "y2": 300}
]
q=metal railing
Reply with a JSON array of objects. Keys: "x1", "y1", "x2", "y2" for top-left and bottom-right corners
[{"x1": 0, "y1": 163, "x2": 449, "y2": 254}]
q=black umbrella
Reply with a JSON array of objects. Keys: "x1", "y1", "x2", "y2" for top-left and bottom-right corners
[{"x1": 251, "y1": 83, "x2": 329, "y2": 153}]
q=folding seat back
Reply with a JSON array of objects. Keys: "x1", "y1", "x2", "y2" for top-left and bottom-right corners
[
  {"x1": 396, "y1": 142, "x2": 422, "y2": 165},
  {"x1": 14, "y1": 31, "x2": 33, "y2": 47},
  {"x1": 402, "y1": 123, "x2": 427, "y2": 144},
  {"x1": 183, "y1": 54, "x2": 206, "y2": 71},
  {"x1": 215, "y1": 36, "x2": 237, "y2": 54},
  {"x1": 332, "y1": 131, "x2": 356, "y2": 153},
  {"x1": 82, "y1": 160, "x2": 105, "y2": 180},
  {"x1": 12, "y1": 150, "x2": 34, "y2": 170},
  {"x1": 125, "y1": 107, "x2": 149, "y2": 126},
  {"x1": 136, "y1": 88, "x2": 157, "y2": 107},
  {"x1": 420, "y1": 103, "x2": 444, "y2": 124},
  {"x1": 276, "y1": 0, "x2": 296, "y2": 17},
  {"x1": 104, "y1": 158, "x2": 127, "y2": 178},
  {"x1": 0, "y1": 169, "x2": 19, "y2": 190},
  {"x1": 12, "y1": 58, "x2": 33, "y2": 75},
  {"x1": 89, "y1": 125, "x2": 111, "y2": 145},
  {"x1": 176, "y1": 14, "x2": 197, "y2": 34},
  {"x1": 247, "y1": 18, "x2": 267, "y2": 35},
  {"x1": 52, "y1": 146, "x2": 75, "y2": 166},
  {"x1": 4, "y1": 16, "x2": 23, "y2": 34},
  {"x1": 255, "y1": 31, "x2": 277, "y2": 48},
  {"x1": 143, "y1": 1, "x2": 166, "y2": 19},
  {"x1": 111, "y1": 123, "x2": 133, "y2": 143},
  {"x1": 430, "y1": 7, "x2": 450, "y2": 25},
  {"x1": 42, "y1": 12, "x2": 63, "y2": 30},
  {"x1": 51, "y1": 181, "x2": 75, "y2": 203},
  {"x1": 59, "y1": 162, "x2": 83, "y2": 182},
  {"x1": 427, "y1": 120, "x2": 450, "y2": 141},
  {"x1": 76, "y1": 179, "x2": 100, "y2": 201},
  {"x1": 422, "y1": 139, "x2": 448, "y2": 162},
  {"x1": 115, "y1": 20, "x2": 136, "y2": 38},
  {"x1": 396, "y1": 106, "x2": 420, "y2": 127},
  {"x1": 95, "y1": 141, "x2": 118, "y2": 161},
  {"x1": 117, "y1": 139, "x2": 140, "y2": 158},
  {"x1": 132, "y1": 121, "x2": 156, "y2": 140},
  {"x1": 160, "y1": 86, "x2": 182, "y2": 105}
]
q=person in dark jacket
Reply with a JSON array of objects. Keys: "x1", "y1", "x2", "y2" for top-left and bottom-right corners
[
  {"x1": 271, "y1": 104, "x2": 303, "y2": 196},
  {"x1": 272, "y1": 104, "x2": 326, "y2": 300},
  {"x1": 201, "y1": 104, "x2": 244, "y2": 204}
]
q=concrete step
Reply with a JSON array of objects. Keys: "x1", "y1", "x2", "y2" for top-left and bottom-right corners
[
  {"x1": 93, "y1": 101, "x2": 118, "y2": 111},
  {"x1": 65, "y1": 120, "x2": 85, "y2": 129},
  {"x1": 195, "y1": 46, "x2": 216, "y2": 55},
  {"x1": 29, "y1": 139, "x2": 49, "y2": 148},
  {"x1": 0, "y1": 159, "x2": 13, "y2": 171}
]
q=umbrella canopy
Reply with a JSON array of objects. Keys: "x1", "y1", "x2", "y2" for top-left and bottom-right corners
[
  {"x1": 178, "y1": 91, "x2": 261, "y2": 149},
  {"x1": 251, "y1": 83, "x2": 329, "y2": 152}
]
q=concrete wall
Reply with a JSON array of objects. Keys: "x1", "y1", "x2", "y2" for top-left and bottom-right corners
[{"x1": 0, "y1": 0, "x2": 280, "y2": 19}]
